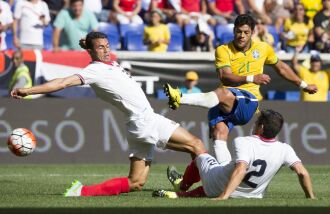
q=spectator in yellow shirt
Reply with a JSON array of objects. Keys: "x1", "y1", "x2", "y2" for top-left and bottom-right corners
[
  {"x1": 144, "y1": 9, "x2": 170, "y2": 52},
  {"x1": 292, "y1": 53, "x2": 329, "y2": 102},
  {"x1": 282, "y1": 3, "x2": 314, "y2": 53}
]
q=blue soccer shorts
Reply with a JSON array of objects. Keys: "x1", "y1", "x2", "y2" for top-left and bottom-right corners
[{"x1": 208, "y1": 88, "x2": 259, "y2": 132}]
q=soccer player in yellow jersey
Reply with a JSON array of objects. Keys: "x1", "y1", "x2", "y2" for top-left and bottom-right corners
[{"x1": 164, "y1": 14, "x2": 317, "y2": 165}]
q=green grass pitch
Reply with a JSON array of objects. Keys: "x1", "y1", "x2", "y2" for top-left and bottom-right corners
[{"x1": 0, "y1": 164, "x2": 329, "y2": 214}]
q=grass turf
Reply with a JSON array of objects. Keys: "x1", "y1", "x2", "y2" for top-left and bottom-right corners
[{"x1": 0, "y1": 164, "x2": 329, "y2": 213}]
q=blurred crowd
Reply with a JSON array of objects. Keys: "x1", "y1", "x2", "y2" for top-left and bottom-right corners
[{"x1": 0, "y1": 0, "x2": 329, "y2": 53}]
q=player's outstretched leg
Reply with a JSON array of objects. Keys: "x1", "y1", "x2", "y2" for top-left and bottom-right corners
[
  {"x1": 80, "y1": 177, "x2": 130, "y2": 196},
  {"x1": 64, "y1": 177, "x2": 130, "y2": 197},
  {"x1": 164, "y1": 84, "x2": 234, "y2": 110}
]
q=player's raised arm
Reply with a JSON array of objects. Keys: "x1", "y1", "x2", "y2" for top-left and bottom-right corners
[
  {"x1": 10, "y1": 75, "x2": 82, "y2": 99},
  {"x1": 272, "y1": 60, "x2": 317, "y2": 94},
  {"x1": 291, "y1": 162, "x2": 315, "y2": 199},
  {"x1": 213, "y1": 162, "x2": 248, "y2": 200},
  {"x1": 291, "y1": 53, "x2": 301, "y2": 73}
]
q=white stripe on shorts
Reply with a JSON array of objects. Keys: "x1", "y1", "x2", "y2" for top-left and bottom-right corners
[{"x1": 236, "y1": 95, "x2": 258, "y2": 101}]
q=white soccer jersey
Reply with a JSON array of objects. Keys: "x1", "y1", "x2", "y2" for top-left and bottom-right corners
[
  {"x1": 76, "y1": 61, "x2": 154, "y2": 119},
  {"x1": 76, "y1": 61, "x2": 179, "y2": 160},
  {"x1": 230, "y1": 135, "x2": 301, "y2": 198},
  {"x1": 198, "y1": 135, "x2": 301, "y2": 198}
]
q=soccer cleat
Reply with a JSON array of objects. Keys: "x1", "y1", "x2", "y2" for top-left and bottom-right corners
[
  {"x1": 64, "y1": 180, "x2": 83, "y2": 197},
  {"x1": 152, "y1": 189, "x2": 178, "y2": 199},
  {"x1": 163, "y1": 83, "x2": 182, "y2": 110},
  {"x1": 167, "y1": 166, "x2": 183, "y2": 192}
]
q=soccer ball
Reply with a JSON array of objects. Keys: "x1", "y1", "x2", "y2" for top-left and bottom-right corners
[{"x1": 7, "y1": 128, "x2": 37, "y2": 157}]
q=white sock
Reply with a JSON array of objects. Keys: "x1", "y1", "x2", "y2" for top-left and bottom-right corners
[
  {"x1": 181, "y1": 91, "x2": 219, "y2": 108},
  {"x1": 213, "y1": 140, "x2": 232, "y2": 166}
]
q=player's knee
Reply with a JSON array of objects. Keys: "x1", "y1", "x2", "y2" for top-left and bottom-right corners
[
  {"x1": 212, "y1": 123, "x2": 229, "y2": 140},
  {"x1": 128, "y1": 178, "x2": 146, "y2": 191},
  {"x1": 191, "y1": 137, "x2": 206, "y2": 155},
  {"x1": 215, "y1": 88, "x2": 235, "y2": 107}
]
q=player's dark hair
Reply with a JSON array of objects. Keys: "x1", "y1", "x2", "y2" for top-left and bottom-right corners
[
  {"x1": 234, "y1": 14, "x2": 256, "y2": 31},
  {"x1": 70, "y1": 0, "x2": 84, "y2": 5},
  {"x1": 79, "y1": 32, "x2": 108, "y2": 50},
  {"x1": 257, "y1": 109, "x2": 284, "y2": 138}
]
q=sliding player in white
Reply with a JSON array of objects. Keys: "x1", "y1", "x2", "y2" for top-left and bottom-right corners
[
  {"x1": 11, "y1": 32, "x2": 207, "y2": 197},
  {"x1": 153, "y1": 109, "x2": 315, "y2": 199}
]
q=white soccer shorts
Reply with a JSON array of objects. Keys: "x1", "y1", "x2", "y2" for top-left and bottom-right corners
[{"x1": 127, "y1": 112, "x2": 179, "y2": 162}]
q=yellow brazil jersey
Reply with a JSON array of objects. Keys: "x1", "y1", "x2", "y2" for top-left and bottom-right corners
[
  {"x1": 143, "y1": 24, "x2": 170, "y2": 52},
  {"x1": 284, "y1": 18, "x2": 313, "y2": 47},
  {"x1": 299, "y1": 66, "x2": 329, "y2": 102},
  {"x1": 215, "y1": 40, "x2": 278, "y2": 100}
]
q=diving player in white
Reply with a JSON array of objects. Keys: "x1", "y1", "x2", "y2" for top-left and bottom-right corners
[
  {"x1": 153, "y1": 109, "x2": 315, "y2": 199},
  {"x1": 10, "y1": 32, "x2": 207, "y2": 197}
]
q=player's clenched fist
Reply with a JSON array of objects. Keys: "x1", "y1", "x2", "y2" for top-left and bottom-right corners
[
  {"x1": 253, "y1": 74, "x2": 271, "y2": 85},
  {"x1": 303, "y1": 84, "x2": 318, "y2": 94},
  {"x1": 11, "y1": 88, "x2": 28, "y2": 99}
]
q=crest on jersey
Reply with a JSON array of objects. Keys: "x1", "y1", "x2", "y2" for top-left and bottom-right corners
[{"x1": 252, "y1": 50, "x2": 260, "y2": 59}]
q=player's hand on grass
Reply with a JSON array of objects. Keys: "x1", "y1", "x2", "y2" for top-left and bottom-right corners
[
  {"x1": 11, "y1": 88, "x2": 28, "y2": 99},
  {"x1": 253, "y1": 74, "x2": 271, "y2": 85},
  {"x1": 303, "y1": 84, "x2": 318, "y2": 94}
]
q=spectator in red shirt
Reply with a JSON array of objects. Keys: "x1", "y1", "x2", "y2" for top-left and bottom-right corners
[
  {"x1": 207, "y1": 0, "x2": 245, "y2": 24},
  {"x1": 113, "y1": 0, "x2": 143, "y2": 24},
  {"x1": 178, "y1": 0, "x2": 215, "y2": 26},
  {"x1": 150, "y1": 0, "x2": 182, "y2": 24}
]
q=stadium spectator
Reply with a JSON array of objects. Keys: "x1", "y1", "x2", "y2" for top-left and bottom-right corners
[
  {"x1": 44, "y1": 0, "x2": 68, "y2": 23},
  {"x1": 9, "y1": 50, "x2": 32, "y2": 99},
  {"x1": 143, "y1": 9, "x2": 170, "y2": 52},
  {"x1": 246, "y1": 0, "x2": 272, "y2": 25},
  {"x1": 186, "y1": 21, "x2": 213, "y2": 52},
  {"x1": 7, "y1": 0, "x2": 14, "y2": 6},
  {"x1": 11, "y1": 31, "x2": 209, "y2": 198},
  {"x1": 113, "y1": 0, "x2": 143, "y2": 24},
  {"x1": 100, "y1": 0, "x2": 117, "y2": 23},
  {"x1": 162, "y1": 14, "x2": 317, "y2": 170},
  {"x1": 13, "y1": 0, "x2": 51, "y2": 50},
  {"x1": 300, "y1": 0, "x2": 323, "y2": 19},
  {"x1": 150, "y1": 0, "x2": 181, "y2": 25},
  {"x1": 52, "y1": 0, "x2": 98, "y2": 51},
  {"x1": 179, "y1": 71, "x2": 202, "y2": 94},
  {"x1": 178, "y1": 0, "x2": 216, "y2": 26},
  {"x1": 207, "y1": 0, "x2": 245, "y2": 25},
  {"x1": 292, "y1": 53, "x2": 329, "y2": 102},
  {"x1": 153, "y1": 110, "x2": 315, "y2": 200},
  {"x1": 0, "y1": 0, "x2": 13, "y2": 51},
  {"x1": 282, "y1": 3, "x2": 314, "y2": 53},
  {"x1": 84, "y1": 0, "x2": 102, "y2": 20},
  {"x1": 252, "y1": 18, "x2": 274, "y2": 47},
  {"x1": 264, "y1": 0, "x2": 293, "y2": 32},
  {"x1": 313, "y1": 0, "x2": 330, "y2": 53}
]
